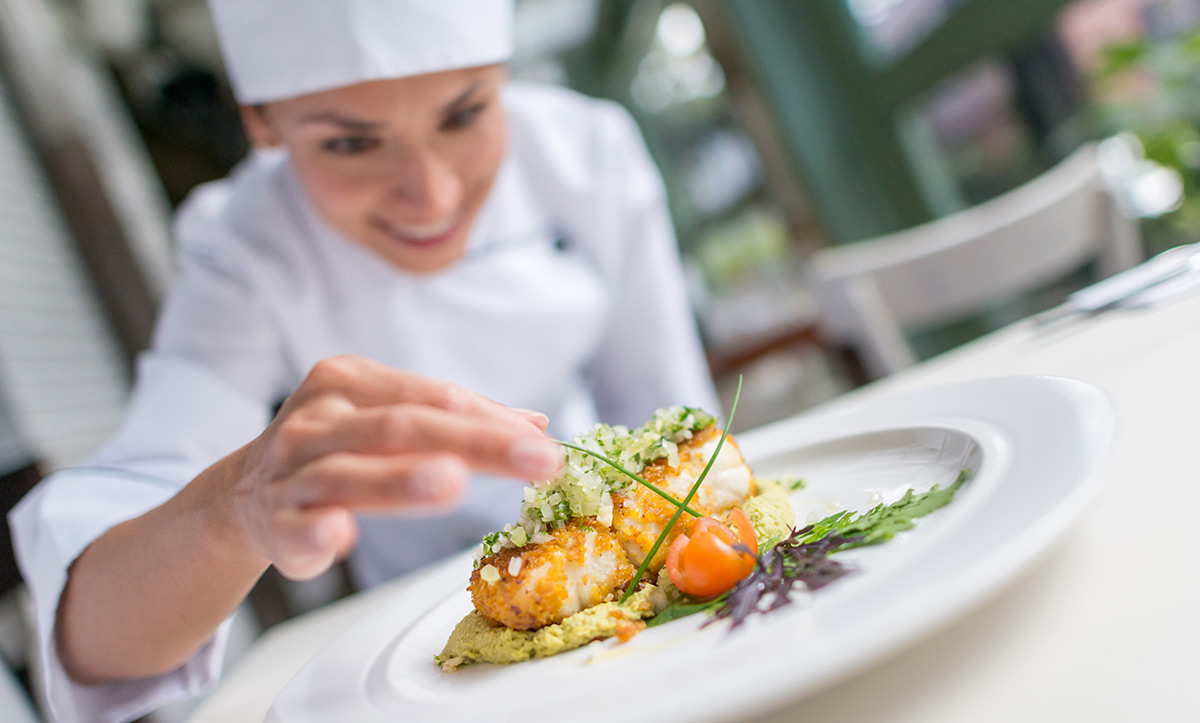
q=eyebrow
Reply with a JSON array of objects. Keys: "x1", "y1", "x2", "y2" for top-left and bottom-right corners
[
  {"x1": 297, "y1": 80, "x2": 489, "y2": 129},
  {"x1": 297, "y1": 112, "x2": 383, "y2": 130},
  {"x1": 443, "y1": 80, "x2": 484, "y2": 114}
]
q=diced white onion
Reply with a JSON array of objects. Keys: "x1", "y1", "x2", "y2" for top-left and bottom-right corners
[{"x1": 479, "y1": 564, "x2": 500, "y2": 584}]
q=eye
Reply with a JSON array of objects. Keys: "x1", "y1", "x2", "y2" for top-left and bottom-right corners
[
  {"x1": 441, "y1": 102, "x2": 488, "y2": 132},
  {"x1": 321, "y1": 136, "x2": 381, "y2": 155}
]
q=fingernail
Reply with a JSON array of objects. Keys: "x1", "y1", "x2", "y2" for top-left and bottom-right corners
[
  {"x1": 510, "y1": 437, "x2": 560, "y2": 479},
  {"x1": 312, "y1": 514, "x2": 339, "y2": 549},
  {"x1": 514, "y1": 408, "x2": 549, "y2": 428},
  {"x1": 312, "y1": 520, "x2": 331, "y2": 549}
]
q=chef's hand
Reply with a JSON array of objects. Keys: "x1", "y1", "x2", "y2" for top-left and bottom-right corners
[{"x1": 219, "y1": 355, "x2": 561, "y2": 580}]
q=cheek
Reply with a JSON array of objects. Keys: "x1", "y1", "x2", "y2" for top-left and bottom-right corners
[
  {"x1": 292, "y1": 161, "x2": 382, "y2": 227},
  {"x1": 455, "y1": 120, "x2": 508, "y2": 202}
]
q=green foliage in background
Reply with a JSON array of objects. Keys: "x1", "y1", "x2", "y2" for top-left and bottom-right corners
[
  {"x1": 1091, "y1": 30, "x2": 1200, "y2": 247},
  {"x1": 694, "y1": 207, "x2": 792, "y2": 290}
]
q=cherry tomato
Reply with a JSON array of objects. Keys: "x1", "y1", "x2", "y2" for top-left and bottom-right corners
[
  {"x1": 726, "y1": 508, "x2": 758, "y2": 557},
  {"x1": 666, "y1": 510, "x2": 757, "y2": 598}
]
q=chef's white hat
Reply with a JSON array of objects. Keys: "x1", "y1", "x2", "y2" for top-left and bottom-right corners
[{"x1": 208, "y1": 0, "x2": 514, "y2": 104}]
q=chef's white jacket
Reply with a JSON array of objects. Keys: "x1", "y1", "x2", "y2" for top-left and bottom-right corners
[{"x1": 9, "y1": 82, "x2": 718, "y2": 722}]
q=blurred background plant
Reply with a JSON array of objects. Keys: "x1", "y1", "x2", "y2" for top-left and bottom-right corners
[{"x1": 1089, "y1": 14, "x2": 1200, "y2": 252}]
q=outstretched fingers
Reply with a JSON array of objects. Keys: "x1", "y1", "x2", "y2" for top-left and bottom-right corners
[
  {"x1": 249, "y1": 356, "x2": 562, "y2": 580},
  {"x1": 294, "y1": 405, "x2": 562, "y2": 481},
  {"x1": 283, "y1": 452, "x2": 475, "y2": 513},
  {"x1": 291, "y1": 356, "x2": 547, "y2": 433}
]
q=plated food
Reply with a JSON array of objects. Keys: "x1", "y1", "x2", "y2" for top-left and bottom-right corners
[
  {"x1": 438, "y1": 402, "x2": 969, "y2": 671},
  {"x1": 270, "y1": 377, "x2": 1109, "y2": 723}
]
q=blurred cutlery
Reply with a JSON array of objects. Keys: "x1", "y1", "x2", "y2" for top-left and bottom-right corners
[{"x1": 1032, "y1": 242, "x2": 1200, "y2": 328}]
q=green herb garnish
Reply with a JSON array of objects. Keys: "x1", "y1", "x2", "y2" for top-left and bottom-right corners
[
  {"x1": 477, "y1": 406, "x2": 714, "y2": 558},
  {"x1": 796, "y1": 470, "x2": 970, "y2": 548},
  {"x1": 554, "y1": 440, "x2": 702, "y2": 518},
  {"x1": 645, "y1": 600, "x2": 718, "y2": 628}
]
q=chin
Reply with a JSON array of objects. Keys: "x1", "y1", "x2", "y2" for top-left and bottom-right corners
[
  {"x1": 385, "y1": 253, "x2": 462, "y2": 275},
  {"x1": 369, "y1": 236, "x2": 469, "y2": 275}
]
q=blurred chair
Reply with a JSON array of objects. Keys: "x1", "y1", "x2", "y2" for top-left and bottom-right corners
[
  {"x1": 807, "y1": 142, "x2": 1143, "y2": 381},
  {"x1": 0, "y1": 9, "x2": 155, "y2": 716},
  {"x1": 0, "y1": 0, "x2": 179, "y2": 718},
  {"x1": 0, "y1": 0, "x2": 176, "y2": 364},
  {"x1": 0, "y1": 0, "x2": 180, "y2": 470}
]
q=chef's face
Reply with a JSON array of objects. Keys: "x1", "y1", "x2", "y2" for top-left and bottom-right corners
[{"x1": 242, "y1": 65, "x2": 508, "y2": 274}]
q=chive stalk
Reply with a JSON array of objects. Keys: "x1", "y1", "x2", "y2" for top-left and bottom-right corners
[
  {"x1": 619, "y1": 376, "x2": 742, "y2": 604},
  {"x1": 555, "y1": 440, "x2": 702, "y2": 518}
]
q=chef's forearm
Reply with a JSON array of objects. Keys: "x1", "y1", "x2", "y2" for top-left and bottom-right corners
[{"x1": 54, "y1": 457, "x2": 268, "y2": 684}]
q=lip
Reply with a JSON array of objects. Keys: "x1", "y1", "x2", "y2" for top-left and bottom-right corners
[{"x1": 372, "y1": 216, "x2": 461, "y2": 248}]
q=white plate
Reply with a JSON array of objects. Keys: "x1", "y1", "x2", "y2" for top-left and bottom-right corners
[{"x1": 267, "y1": 376, "x2": 1115, "y2": 723}]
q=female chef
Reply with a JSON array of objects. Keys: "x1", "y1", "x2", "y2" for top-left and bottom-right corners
[{"x1": 10, "y1": 1, "x2": 718, "y2": 720}]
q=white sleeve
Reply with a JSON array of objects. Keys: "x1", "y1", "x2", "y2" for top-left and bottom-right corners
[
  {"x1": 585, "y1": 107, "x2": 720, "y2": 425},
  {"x1": 9, "y1": 354, "x2": 271, "y2": 723}
]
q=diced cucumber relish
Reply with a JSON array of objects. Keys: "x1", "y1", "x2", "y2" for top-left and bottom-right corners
[{"x1": 475, "y1": 406, "x2": 716, "y2": 561}]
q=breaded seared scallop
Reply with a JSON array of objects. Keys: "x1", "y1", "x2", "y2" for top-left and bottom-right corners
[
  {"x1": 470, "y1": 519, "x2": 636, "y2": 630},
  {"x1": 611, "y1": 426, "x2": 755, "y2": 572}
]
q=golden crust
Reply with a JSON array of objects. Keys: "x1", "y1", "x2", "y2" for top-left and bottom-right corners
[
  {"x1": 470, "y1": 519, "x2": 635, "y2": 630},
  {"x1": 611, "y1": 483, "x2": 697, "y2": 573},
  {"x1": 611, "y1": 426, "x2": 755, "y2": 572}
]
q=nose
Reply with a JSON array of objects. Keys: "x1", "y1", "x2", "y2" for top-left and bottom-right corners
[{"x1": 389, "y1": 145, "x2": 462, "y2": 221}]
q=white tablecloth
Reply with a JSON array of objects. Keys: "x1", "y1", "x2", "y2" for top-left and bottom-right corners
[{"x1": 187, "y1": 293, "x2": 1200, "y2": 723}]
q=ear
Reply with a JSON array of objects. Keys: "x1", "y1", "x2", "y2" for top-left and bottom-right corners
[{"x1": 239, "y1": 105, "x2": 282, "y2": 148}]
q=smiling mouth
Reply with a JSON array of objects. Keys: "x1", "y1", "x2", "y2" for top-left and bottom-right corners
[{"x1": 372, "y1": 217, "x2": 461, "y2": 247}]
